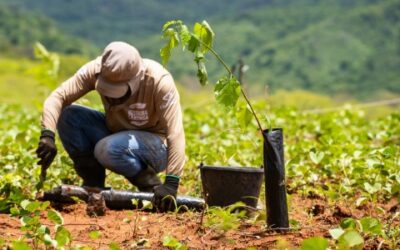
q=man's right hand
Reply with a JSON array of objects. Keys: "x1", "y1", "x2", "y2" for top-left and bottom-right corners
[{"x1": 36, "y1": 130, "x2": 57, "y2": 169}]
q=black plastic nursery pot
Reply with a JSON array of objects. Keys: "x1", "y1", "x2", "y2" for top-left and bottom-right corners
[
  {"x1": 263, "y1": 128, "x2": 289, "y2": 228},
  {"x1": 200, "y1": 165, "x2": 264, "y2": 208}
]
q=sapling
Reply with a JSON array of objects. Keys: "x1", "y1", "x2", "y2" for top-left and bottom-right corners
[
  {"x1": 160, "y1": 20, "x2": 264, "y2": 134},
  {"x1": 161, "y1": 20, "x2": 289, "y2": 229}
]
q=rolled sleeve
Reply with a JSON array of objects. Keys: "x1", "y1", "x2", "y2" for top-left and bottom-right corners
[{"x1": 41, "y1": 58, "x2": 100, "y2": 131}]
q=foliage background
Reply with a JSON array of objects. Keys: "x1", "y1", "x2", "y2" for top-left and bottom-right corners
[{"x1": 0, "y1": 0, "x2": 399, "y2": 99}]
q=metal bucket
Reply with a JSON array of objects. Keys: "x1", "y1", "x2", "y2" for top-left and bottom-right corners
[{"x1": 200, "y1": 165, "x2": 264, "y2": 208}]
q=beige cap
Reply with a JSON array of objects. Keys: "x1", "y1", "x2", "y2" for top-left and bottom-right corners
[{"x1": 96, "y1": 41, "x2": 144, "y2": 98}]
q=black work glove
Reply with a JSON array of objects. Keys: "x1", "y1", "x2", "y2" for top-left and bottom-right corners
[
  {"x1": 36, "y1": 130, "x2": 57, "y2": 170},
  {"x1": 152, "y1": 175, "x2": 179, "y2": 212}
]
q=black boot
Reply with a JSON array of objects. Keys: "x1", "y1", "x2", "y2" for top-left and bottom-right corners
[
  {"x1": 126, "y1": 167, "x2": 161, "y2": 192},
  {"x1": 71, "y1": 154, "x2": 106, "y2": 189}
]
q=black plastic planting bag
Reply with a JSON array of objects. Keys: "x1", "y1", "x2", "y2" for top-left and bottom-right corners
[
  {"x1": 39, "y1": 185, "x2": 205, "y2": 211},
  {"x1": 263, "y1": 128, "x2": 289, "y2": 228}
]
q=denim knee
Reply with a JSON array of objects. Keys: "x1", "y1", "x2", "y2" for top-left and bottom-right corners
[
  {"x1": 94, "y1": 138, "x2": 113, "y2": 167},
  {"x1": 94, "y1": 136, "x2": 143, "y2": 177}
]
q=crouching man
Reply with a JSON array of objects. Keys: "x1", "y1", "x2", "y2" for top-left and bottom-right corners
[{"x1": 36, "y1": 41, "x2": 185, "y2": 211}]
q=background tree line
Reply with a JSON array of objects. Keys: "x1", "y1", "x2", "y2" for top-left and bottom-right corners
[{"x1": 0, "y1": 0, "x2": 399, "y2": 99}]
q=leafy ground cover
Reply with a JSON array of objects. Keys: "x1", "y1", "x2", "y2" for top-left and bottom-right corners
[
  {"x1": 0, "y1": 99, "x2": 399, "y2": 249},
  {"x1": 0, "y1": 31, "x2": 399, "y2": 249}
]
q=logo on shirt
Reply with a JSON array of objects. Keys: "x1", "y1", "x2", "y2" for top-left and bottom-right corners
[
  {"x1": 160, "y1": 90, "x2": 176, "y2": 110},
  {"x1": 128, "y1": 103, "x2": 148, "y2": 126}
]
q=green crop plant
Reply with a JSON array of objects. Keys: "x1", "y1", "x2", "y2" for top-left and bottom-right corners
[
  {"x1": 162, "y1": 235, "x2": 188, "y2": 250},
  {"x1": 204, "y1": 202, "x2": 248, "y2": 234},
  {"x1": 33, "y1": 42, "x2": 60, "y2": 89},
  {"x1": 0, "y1": 100, "x2": 398, "y2": 247},
  {"x1": 0, "y1": 99, "x2": 398, "y2": 248},
  {"x1": 300, "y1": 237, "x2": 329, "y2": 250},
  {"x1": 328, "y1": 217, "x2": 391, "y2": 249},
  {"x1": 8, "y1": 199, "x2": 71, "y2": 249}
]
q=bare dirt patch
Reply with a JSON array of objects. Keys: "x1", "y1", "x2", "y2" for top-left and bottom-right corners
[{"x1": 0, "y1": 194, "x2": 398, "y2": 249}]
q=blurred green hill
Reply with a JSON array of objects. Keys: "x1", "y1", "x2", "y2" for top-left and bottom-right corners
[
  {"x1": 0, "y1": 5, "x2": 95, "y2": 56},
  {"x1": 0, "y1": 0, "x2": 399, "y2": 98}
]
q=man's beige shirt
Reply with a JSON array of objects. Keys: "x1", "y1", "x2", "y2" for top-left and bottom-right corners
[{"x1": 41, "y1": 58, "x2": 185, "y2": 176}]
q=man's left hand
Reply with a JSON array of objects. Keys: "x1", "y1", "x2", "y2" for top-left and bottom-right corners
[{"x1": 152, "y1": 175, "x2": 179, "y2": 212}]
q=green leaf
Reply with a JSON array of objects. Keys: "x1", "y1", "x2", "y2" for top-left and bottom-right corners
[
  {"x1": 44, "y1": 233, "x2": 57, "y2": 247},
  {"x1": 200, "y1": 21, "x2": 214, "y2": 48},
  {"x1": 109, "y1": 242, "x2": 120, "y2": 250},
  {"x1": 160, "y1": 28, "x2": 180, "y2": 65},
  {"x1": 366, "y1": 159, "x2": 380, "y2": 168},
  {"x1": 162, "y1": 235, "x2": 187, "y2": 250},
  {"x1": 142, "y1": 200, "x2": 153, "y2": 210},
  {"x1": 162, "y1": 235, "x2": 176, "y2": 246},
  {"x1": 179, "y1": 24, "x2": 191, "y2": 47},
  {"x1": 34, "y1": 42, "x2": 50, "y2": 59},
  {"x1": 300, "y1": 237, "x2": 328, "y2": 250},
  {"x1": 236, "y1": 105, "x2": 252, "y2": 129},
  {"x1": 289, "y1": 219, "x2": 301, "y2": 228},
  {"x1": 20, "y1": 200, "x2": 30, "y2": 210},
  {"x1": 188, "y1": 36, "x2": 200, "y2": 53},
  {"x1": 338, "y1": 230, "x2": 364, "y2": 248},
  {"x1": 382, "y1": 146, "x2": 396, "y2": 157},
  {"x1": 162, "y1": 20, "x2": 180, "y2": 31},
  {"x1": 55, "y1": 226, "x2": 71, "y2": 247},
  {"x1": 48, "y1": 209, "x2": 64, "y2": 225},
  {"x1": 20, "y1": 216, "x2": 31, "y2": 226},
  {"x1": 340, "y1": 218, "x2": 356, "y2": 229},
  {"x1": 364, "y1": 182, "x2": 381, "y2": 194},
  {"x1": 310, "y1": 151, "x2": 324, "y2": 164},
  {"x1": 355, "y1": 197, "x2": 367, "y2": 207},
  {"x1": 329, "y1": 228, "x2": 345, "y2": 239},
  {"x1": 78, "y1": 247, "x2": 92, "y2": 250},
  {"x1": 123, "y1": 217, "x2": 131, "y2": 223},
  {"x1": 196, "y1": 61, "x2": 208, "y2": 86},
  {"x1": 10, "y1": 207, "x2": 20, "y2": 216},
  {"x1": 193, "y1": 21, "x2": 214, "y2": 53},
  {"x1": 71, "y1": 196, "x2": 84, "y2": 203},
  {"x1": 160, "y1": 46, "x2": 171, "y2": 66},
  {"x1": 12, "y1": 241, "x2": 31, "y2": 250},
  {"x1": 131, "y1": 198, "x2": 139, "y2": 207},
  {"x1": 359, "y1": 217, "x2": 382, "y2": 235},
  {"x1": 89, "y1": 230, "x2": 101, "y2": 239},
  {"x1": 164, "y1": 29, "x2": 179, "y2": 48},
  {"x1": 40, "y1": 201, "x2": 50, "y2": 210},
  {"x1": 37, "y1": 225, "x2": 50, "y2": 235},
  {"x1": 214, "y1": 77, "x2": 241, "y2": 109},
  {"x1": 194, "y1": 50, "x2": 204, "y2": 62},
  {"x1": 392, "y1": 183, "x2": 400, "y2": 195},
  {"x1": 25, "y1": 201, "x2": 41, "y2": 213}
]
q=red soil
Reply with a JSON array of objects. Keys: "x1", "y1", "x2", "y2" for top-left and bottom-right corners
[{"x1": 0, "y1": 194, "x2": 398, "y2": 249}]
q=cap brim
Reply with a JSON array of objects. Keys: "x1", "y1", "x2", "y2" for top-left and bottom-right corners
[{"x1": 95, "y1": 76, "x2": 129, "y2": 98}]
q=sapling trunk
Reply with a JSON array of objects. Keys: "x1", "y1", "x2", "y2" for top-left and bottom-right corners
[{"x1": 199, "y1": 41, "x2": 264, "y2": 135}]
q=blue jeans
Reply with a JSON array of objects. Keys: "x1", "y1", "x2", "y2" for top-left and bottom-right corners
[{"x1": 57, "y1": 105, "x2": 167, "y2": 178}]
